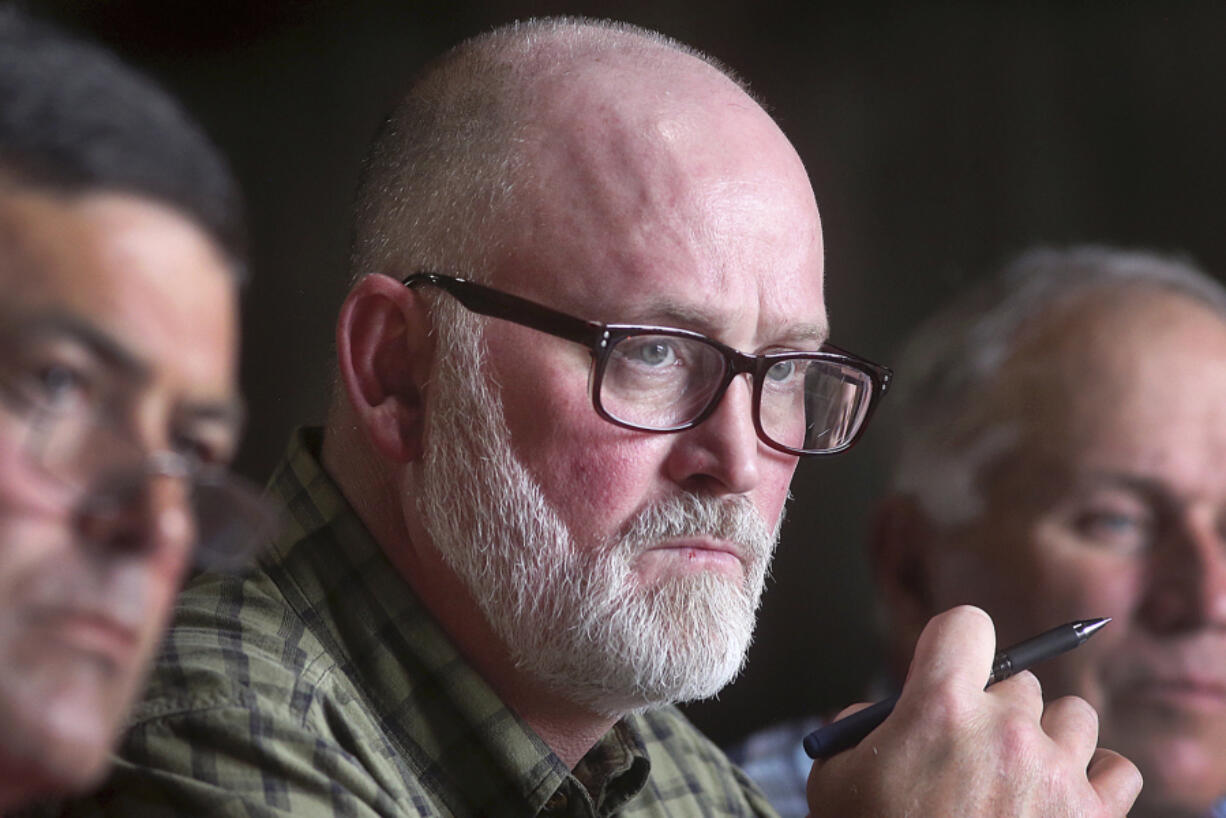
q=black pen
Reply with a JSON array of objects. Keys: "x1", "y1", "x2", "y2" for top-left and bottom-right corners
[{"x1": 801, "y1": 617, "x2": 1111, "y2": 760}]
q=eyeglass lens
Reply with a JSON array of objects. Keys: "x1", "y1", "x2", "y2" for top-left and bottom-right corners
[
  {"x1": 599, "y1": 333, "x2": 874, "y2": 453},
  {"x1": 13, "y1": 396, "x2": 276, "y2": 569}
]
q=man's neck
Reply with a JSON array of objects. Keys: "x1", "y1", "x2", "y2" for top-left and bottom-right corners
[
  {"x1": 476, "y1": 656, "x2": 619, "y2": 769},
  {"x1": 383, "y1": 533, "x2": 620, "y2": 769}
]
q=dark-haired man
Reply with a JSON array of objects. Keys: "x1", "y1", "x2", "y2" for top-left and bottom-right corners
[{"x1": 0, "y1": 9, "x2": 266, "y2": 809}]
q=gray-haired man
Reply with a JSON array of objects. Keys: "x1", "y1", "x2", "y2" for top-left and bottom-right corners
[{"x1": 734, "y1": 245, "x2": 1226, "y2": 818}]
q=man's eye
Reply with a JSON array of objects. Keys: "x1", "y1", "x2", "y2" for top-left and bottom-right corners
[
  {"x1": 18, "y1": 361, "x2": 93, "y2": 415},
  {"x1": 172, "y1": 436, "x2": 215, "y2": 466},
  {"x1": 765, "y1": 360, "x2": 796, "y2": 382},
  {"x1": 172, "y1": 427, "x2": 236, "y2": 467},
  {"x1": 1072, "y1": 509, "x2": 1152, "y2": 552},
  {"x1": 630, "y1": 341, "x2": 677, "y2": 367}
]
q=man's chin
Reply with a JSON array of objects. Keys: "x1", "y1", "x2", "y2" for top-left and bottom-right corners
[
  {"x1": 569, "y1": 588, "x2": 755, "y2": 712},
  {"x1": 564, "y1": 662, "x2": 745, "y2": 719},
  {"x1": 0, "y1": 723, "x2": 115, "y2": 805},
  {"x1": 0, "y1": 681, "x2": 129, "y2": 800},
  {"x1": 1117, "y1": 733, "x2": 1226, "y2": 818},
  {"x1": 1132, "y1": 789, "x2": 1223, "y2": 818}
]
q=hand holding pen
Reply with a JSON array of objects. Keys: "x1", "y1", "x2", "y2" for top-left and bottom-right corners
[
  {"x1": 803, "y1": 617, "x2": 1110, "y2": 759},
  {"x1": 802, "y1": 606, "x2": 1143, "y2": 817}
]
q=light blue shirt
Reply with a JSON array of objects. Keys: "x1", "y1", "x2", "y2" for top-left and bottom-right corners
[{"x1": 726, "y1": 718, "x2": 822, "y2": 818}]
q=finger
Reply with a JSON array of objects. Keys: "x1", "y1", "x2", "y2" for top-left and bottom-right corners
[
  {"x1": 1086, "y1": 748, "x2": 1144, "y2": 815},
  {"x1": 804, "y1": 754, "x2": 829, "y2": 808},
  {"x1": 903, "y1": 605, "x2": 997, "y2": 700},
  {"x1": 830, "y1": 700, "x2": 876, "y2": 721},
  {"x1": 1039, "y1": 694, "x2": 1100, "y2": 765},
  {"x1": 985, "y1": 668, "x2": 1044, "y2": 723}
]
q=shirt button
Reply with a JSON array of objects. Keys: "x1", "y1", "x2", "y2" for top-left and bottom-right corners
[{"x1": 543, "y1": 791, "x2": 568, "y2": 813}]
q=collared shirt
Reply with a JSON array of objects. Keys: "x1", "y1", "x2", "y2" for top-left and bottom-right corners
[
  {"x1": 727, "y1": 717, "x2": 1226, "y2": 818},
  {"x1": 46, "y1": 428, "x2": 774, "y2": 817}
]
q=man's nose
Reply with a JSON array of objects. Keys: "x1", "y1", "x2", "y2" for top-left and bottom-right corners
[
  {"x1": 1140, "y1": 515, "x2": 1226, "y2": 632},
  {"x1": 75, "y1": 465, "x2": 196, "y2": 564},
  {"x1": 664, "y1": 374, "x2": 763, "y2": 496}
]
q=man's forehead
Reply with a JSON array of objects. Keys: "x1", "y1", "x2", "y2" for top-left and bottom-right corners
[
  {"x1": 474, "y1": 36, "x2": 826, "y2": 348},
  {"x1": 508, "y1": 100, "x2": 820, "y2": 283},
  {"x1": 527, "y1": 59, "x2": 777, "y2": 180},
  {"x1": 0, "y1": 190, "x2": 242, "y2": 417},
  {"x1": 607, "y1": 285, "x2": 827, "y2": 338},
  {"x1": 1000, "y1": 287, "x2": 1226, "y2": 398},
  {"x1": 978, "y1": 289, "x2": 1226, "y2": 481}
]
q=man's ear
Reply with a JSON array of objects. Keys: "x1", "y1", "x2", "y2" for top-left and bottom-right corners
[
  {"x1": 869, "y1": 493, "x2": 941, "y2": 675},
  {"x1": 335, "y1": 274, "x2": 435, "y2": 464}
]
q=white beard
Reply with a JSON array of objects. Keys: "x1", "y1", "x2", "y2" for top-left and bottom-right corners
[{"x1": 417, "y1": 303, "x2": 780, "y2": 716}]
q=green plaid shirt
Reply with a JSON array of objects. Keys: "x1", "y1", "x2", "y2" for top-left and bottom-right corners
[{"x1": 48, "y1": 428, "x2": 775, "y2": 817}]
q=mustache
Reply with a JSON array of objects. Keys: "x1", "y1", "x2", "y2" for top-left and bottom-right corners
[{"x1": 612, "y1": 493, "x2": 780, "y2": 564}]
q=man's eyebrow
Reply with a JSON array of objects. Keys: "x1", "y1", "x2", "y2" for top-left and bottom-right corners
[
  {"x1": 179, "y1": 398, "x2": 247, "y2": 434},
  {"x1": 785, "y1": 321, "x2": 830, "y2": 345},
  {"x1": 9, "y1": 310, "x2": 149, "y2": 380},
  {"x1": 613, "y1": 302, "x2": 830, "y2": 346},
  {"x1": 10, "y1": 311, "x2": 246, "y2": 433},
  {"x1": 1078, "y1": 471, "x2": 1174, "y2": 503}
]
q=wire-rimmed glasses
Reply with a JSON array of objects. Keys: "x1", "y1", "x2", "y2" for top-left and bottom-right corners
[
  {"x1": 0, "y1": 315, "x2": 278, "y2": 570},
  {"x1": 403, "y1": 272, "x2": 892, "y2": 456}
]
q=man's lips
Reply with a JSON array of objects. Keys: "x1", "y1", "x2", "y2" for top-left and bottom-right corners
[
  {"x1": 24, "y1": 608, "x2": 141, "y2": 668},
  {"x1": 1118, "y1": 675, "x2": 1226, "y2": 714},
  {"x1": 638, "y1": 538, "x2": 747, "y2": 578}
]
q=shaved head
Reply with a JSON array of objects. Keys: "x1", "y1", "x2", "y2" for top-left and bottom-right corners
[{"x1": 349, "y1": 17, "x2": 755, "y2": 285}]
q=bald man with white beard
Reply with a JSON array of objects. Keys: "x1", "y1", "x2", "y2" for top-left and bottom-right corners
[{"x1": 56, "y1": 19, "x2": 1141, "y2": 817}]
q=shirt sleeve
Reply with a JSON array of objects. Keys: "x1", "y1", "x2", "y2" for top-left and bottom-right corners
[{"x1": 47, "y1": 701, "x2": 420, "y2": 818}]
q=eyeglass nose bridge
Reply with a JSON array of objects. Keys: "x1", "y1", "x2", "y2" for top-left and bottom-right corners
[
  {"x1": 14, "y1": 399, "x2": 276, "y2": 567},
  {"x1": 76, "y1": 451, "x2": 280, "y2": 571},
  {"x1": 73, "y1": 449, "x2": 199, "y2": 518},
  {"x1": 65, "y1": 449, "x2": 200, "y2": 563},
  {"x1": 683, "y1": 347, "x2": 763, "y2": 431}
]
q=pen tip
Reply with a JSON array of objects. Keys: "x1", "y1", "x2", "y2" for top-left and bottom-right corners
[{"x1": 1080, "y1": 617, "x2": 1110, "y2": 638}]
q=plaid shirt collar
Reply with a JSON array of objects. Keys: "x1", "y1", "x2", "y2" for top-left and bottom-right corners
[{"x1": 263, "y1": 427, "x2": 650, "y2": 816}]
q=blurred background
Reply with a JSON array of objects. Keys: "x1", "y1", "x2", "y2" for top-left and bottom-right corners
[{"x1": 28, "y1": 0, "x2": 1226, "y2": 746}]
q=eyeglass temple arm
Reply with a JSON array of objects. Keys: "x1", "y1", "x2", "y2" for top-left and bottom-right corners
[
  {"x1": 402, "y1": 272, "x2": 608, "y2": 348},
  {"x1": 819, "y1": 340, "x2": 893, "y2": 394}
]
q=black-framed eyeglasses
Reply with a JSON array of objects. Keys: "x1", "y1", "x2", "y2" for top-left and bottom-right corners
[{"x1": 403, "y1": 272, "x2": 892, "y2": 456}]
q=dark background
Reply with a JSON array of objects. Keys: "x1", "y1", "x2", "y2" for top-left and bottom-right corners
[{"x1": 30, "y1": 0, "x2": 1226, "y2": 747}]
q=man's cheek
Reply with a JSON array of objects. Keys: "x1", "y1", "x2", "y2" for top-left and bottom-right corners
[
  {"x1": 547, "y1": 446, "x2": 646, "y2": 523},
  {"x1": 757, "y1": 465, "x2": 796, "y2": 526}
]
